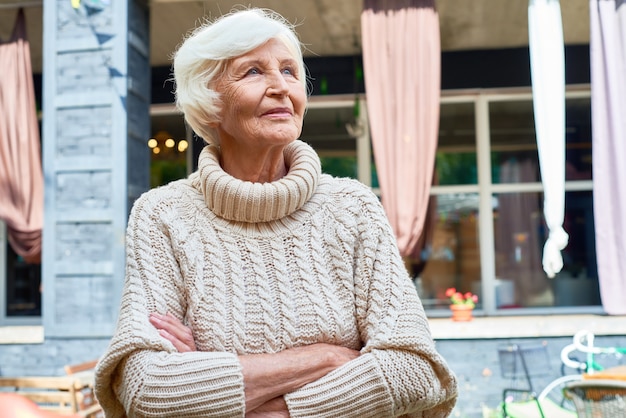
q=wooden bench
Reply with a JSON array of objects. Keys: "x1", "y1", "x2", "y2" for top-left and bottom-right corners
[
  {"x1": 64, "y1": 360, "x2": 99, "y2": 377},
  {"x1": 0, "y1": 374, "x2": 102, "y2": 417},
  {"x1": 63, "y1": 359, "x2": 103, "y2": 418}
]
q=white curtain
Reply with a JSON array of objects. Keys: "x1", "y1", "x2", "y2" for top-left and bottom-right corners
[{"x1": 528, "y1": 0, "x2": 568, "y2": 278}]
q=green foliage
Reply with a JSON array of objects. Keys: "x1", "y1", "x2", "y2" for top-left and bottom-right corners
[
  {"x1": 320, "y1": 156, "x2": 357, "y2": 179},
  {"x1": 150, "y1": 160, "x2": 187, "y2": 188},
  {"x1": 435, "y1": 152, "x2": 478, "y2": 185}
]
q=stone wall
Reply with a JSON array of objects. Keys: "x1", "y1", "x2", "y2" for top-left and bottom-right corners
[{"x1": 42, "y1": 0, "x2": 150, "y2": 338}]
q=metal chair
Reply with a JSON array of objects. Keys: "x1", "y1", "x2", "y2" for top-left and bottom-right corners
[
  {"x1": 498, "y1": 343, "x2": 553, "y2": 418},
  {"x1": 563, "y1": 379, "x2": 626, "y2": 418}
]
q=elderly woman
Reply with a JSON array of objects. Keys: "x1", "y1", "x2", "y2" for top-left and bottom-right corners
[{"x1": 94, "y1": 8, "x2": 457, "y2": 418}]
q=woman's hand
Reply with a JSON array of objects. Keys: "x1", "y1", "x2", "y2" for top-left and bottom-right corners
[
  {"x1": 149, "y1": 312, "x2": 196, "y2": 352},
  {"x1": 148, "y1": 313, "x2": 360, "y2": 414},
  {"x1": 240, "y1": 343, "x2": 360, "y2": 412},
  {"x1": 245, "y1": 397, "x2": 290, "y2": 418}
]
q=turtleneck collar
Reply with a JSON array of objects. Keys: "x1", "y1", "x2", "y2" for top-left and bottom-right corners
[{"x1": 190, "y1": 140, "x2": 322, "y2": 223}]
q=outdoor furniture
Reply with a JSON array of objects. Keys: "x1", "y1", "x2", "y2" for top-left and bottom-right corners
[
  {"x1": 63, "y1": 359, "x2": 102, "y2": 417},
  {"x1": 64, "y1": 360, "x2": 98, "y2": 377},
  {"x1": 498, "y1": 342, "x2": 567, "y2": 418},
  {"x1": 0, "y1": 392, "x2": 81, "y2": 418},
  {"x1": 583, "y1": 364, "x2": 626, "y2": 381},
  {"x1": 564, "y1": 379, "x2": 626, "y2": 417},
  {"x1": 0, "y1": 374, "x2": 101, "y2": 417}
]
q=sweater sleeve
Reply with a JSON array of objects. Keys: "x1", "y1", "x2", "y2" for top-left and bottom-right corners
[
  {"x1": 94, "y1": 193, "x2": 246, "y2": 418},
  {"x1": 284, "y1": 192, "x2": 458, "y2": 418}
]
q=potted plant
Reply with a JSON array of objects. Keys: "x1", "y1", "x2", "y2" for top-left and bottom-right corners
[{"x1": 445, "y1": 287, "x2": 478, "y2": 321}]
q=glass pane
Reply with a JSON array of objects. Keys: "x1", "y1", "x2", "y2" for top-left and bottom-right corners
[
  {"x1": 320, "y1": 156, "x2": 357, "y2": 178},
  {"x1": 490, "y1": 100, "x2": 540, "y2": 184},
  {"x1": 301, "y1": 106, "x2": 356, "y2": 153},
  {"x1": 565, "y1": 97, "x2": 592, "y2": 181},
  {"x1": 493, "y1": 190, "x2": 599, "y2": 308},
  {"x1": 371, "y1": 158, "x2": 379, "y2": 189},
  {"x1": 491, "y1": 98, "x2": 593, "y2": 184},
  {"x1": 436, "y1": 103, "x2": 477, "y2": 185},
  {"x1": 411, "y1": 193, "x2": 482, "y2": 310},
  {"x1": 6, "y1": 244, "x2": 41, "y2": 317},
  {"x1": 150, "y1": 114, "x2": 189, "y2": 188},
  {"x1": 302, "y1": 106, "x2": 360, "y2": 180}
]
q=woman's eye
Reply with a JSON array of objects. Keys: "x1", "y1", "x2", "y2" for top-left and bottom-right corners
[
  {"x1": 282, "y1": 67, "x2": 295, "y2": 76},
  {"x1": 246, "y1": 68, "x2": 260, "y2": 76}
]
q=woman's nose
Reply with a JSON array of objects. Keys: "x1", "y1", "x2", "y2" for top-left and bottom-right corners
[{"x1": 267, "y1": 71, "x2": 289, "y2": 95}]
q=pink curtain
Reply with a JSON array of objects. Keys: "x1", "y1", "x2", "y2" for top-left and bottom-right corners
[
  {"x1": 590, "y1": 0, "x2": 626, "y2": 315},
  {"x1": 0, "y1": 9, "x2": 43, "y2": 262},
  {"x1": 361, "y1": 0, "x2": 441, "y2": 257}
]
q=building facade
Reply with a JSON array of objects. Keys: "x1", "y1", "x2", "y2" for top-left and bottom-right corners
[{"x1": 0, "y1": 1, "x2": 623, "y2": 417}]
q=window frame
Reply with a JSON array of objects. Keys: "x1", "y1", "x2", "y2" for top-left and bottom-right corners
[
  {"x1": 1, "y1": 86, "x2": 600, "y2": 326},
  {"x1": 430, "y1": 85, "x2": 600, "y2": 317}
]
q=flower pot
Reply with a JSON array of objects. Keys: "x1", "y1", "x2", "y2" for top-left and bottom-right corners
[{"x1": 450, "y1": 304, "x2": 474, "y2": 322}]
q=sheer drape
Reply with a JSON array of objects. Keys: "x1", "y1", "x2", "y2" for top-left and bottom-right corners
[
  {"x1": 496, "y1": 159, "x2": 549, "y2": 305},
  {"x1": 528, "y1": 0, "x2": 569, "y2": 278},
  {"x1": 590, "y1": 0, "x2": 626, "y2": 315},
  {"x1": 361, "y1": 0, "x2": 440, "y2": 257},
  {"x1": 0, "y1": 9, "x2": 43, "y2": 262}
]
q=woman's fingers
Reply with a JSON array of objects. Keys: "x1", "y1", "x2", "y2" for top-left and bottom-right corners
[
  {"x1": 245, "y1": 397, "x2": 290, "y2": 417},
  {"x1": 149, "y1": 312, "x2": 197, "y2": 352}
]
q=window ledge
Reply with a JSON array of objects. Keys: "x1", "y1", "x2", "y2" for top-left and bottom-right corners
[
  {"x1": 1, "y1": 315, "x2": 624, "y2": 344},
  {"x1": 0, "y1": 326, "x2": 44, "y2": 344},
  {"x1": 430, "y1": 314, "x2": 626, "y2": 340}
]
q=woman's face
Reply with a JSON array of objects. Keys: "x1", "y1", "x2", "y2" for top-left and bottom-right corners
[{"x1": 214, "y1": 38, "x2": 307, "y2": 149}]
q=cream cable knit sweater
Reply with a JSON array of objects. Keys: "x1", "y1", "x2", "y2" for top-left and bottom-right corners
[{"x1": 94, "y1": 140, "x2": 458, "y2": 418}]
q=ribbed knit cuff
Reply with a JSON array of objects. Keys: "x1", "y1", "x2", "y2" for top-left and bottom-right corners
[
  {"x1": 284, "y1": 354, "x2": 394, "y2": 418},
  {"x1": 128, "y1": 352, "x2": 246, "y2": 417}
]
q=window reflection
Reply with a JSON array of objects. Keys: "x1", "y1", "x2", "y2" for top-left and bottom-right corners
[
  {"x1": 412, "y1": 193, "x2": 481, "y2": 310},
  {"x1": 565, "y1": 98, "x2": 592, "y2": 181},
  {"x1": 490, "y1": 98, "x2": 593, "y2": 184},
  {"x1": 150, "y1": 113, "x2": 189, "y2": 188},
  {"x1": 490, "y1": 100, "x2": 540, "y2": 184},
  {"x1": 493, "y1": 190, "x2": 599, "y2": 308},
  {"x1": 6, "y1": 243, "x2": 41, "y2": 317},
  {"x1": 437, "y1": 102, "x2": 477, "y2": 185},
  {"x1": 320, "y1": 156, "x2": 357, "y2": 178}
]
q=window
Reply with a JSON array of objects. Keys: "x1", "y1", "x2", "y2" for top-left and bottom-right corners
[
  {"x1": 412, "y1": 87, "x2": 598, "y2": 316},
  {"x1": 148, "y1": 109, "x2": 191, "y2": 188},
  {"x1": 436, "y1": 102, "x2": 477, "y2": 185},
  {"x1": 302, "y1": 96, "x2": 373, "y2": 186},
  {"x1": 493, "y1": 190, "x2": 599, "y2": 309},
  {"x1": 416, "y1": 193, "x2": 481, "y2": 311},
  {"x1": 412, "y1": 99, "x2": 482, "y2": 311},
  {"x1": 2, "y1": 90, "x2": 596, "y2": 324},
  {"x1": 1, "y1": 221, "x2": 41, "y2": 326}
]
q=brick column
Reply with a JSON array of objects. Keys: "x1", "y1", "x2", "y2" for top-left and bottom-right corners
[{"x1": 42, "y1": 0, "x2": 150, "y2": 337}]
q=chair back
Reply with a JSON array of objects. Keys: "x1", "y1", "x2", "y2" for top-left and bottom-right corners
[
  {"x1": 499, "y1": 343, "x2": 551, "y2": 390},
  {"x1": 564, "y1": 379, "x2": 626, "y2": 418}
]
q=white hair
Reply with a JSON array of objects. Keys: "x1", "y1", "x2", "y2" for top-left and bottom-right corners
[{"x1": 173, "y1": 8, "x2": 307, "y2": 145}]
